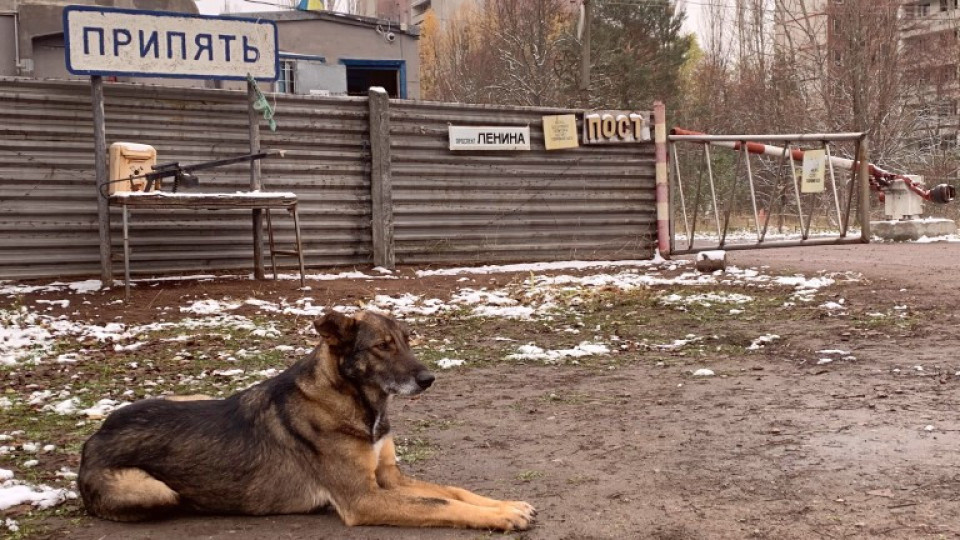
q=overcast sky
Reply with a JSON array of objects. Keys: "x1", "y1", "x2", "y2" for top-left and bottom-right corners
[{"x1": 679, "y1": 0, "x2": 707, "y2": 40}]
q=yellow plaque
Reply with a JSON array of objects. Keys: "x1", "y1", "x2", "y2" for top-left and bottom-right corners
[
  {"x1": 542, "y1": 114, "x2": 579, "y2": 151},
  {"x1": 801, "y1": 149, "x2": 826, "y2": 193}
]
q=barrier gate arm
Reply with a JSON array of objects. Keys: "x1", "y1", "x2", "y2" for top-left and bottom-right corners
[{"x1": 670, "y1": 128, "x2": 956, "y2": 205}]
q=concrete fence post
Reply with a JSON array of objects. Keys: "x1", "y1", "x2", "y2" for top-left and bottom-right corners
[{"x1": 368, "y1": 87, "x2": 395, "y2": 269}]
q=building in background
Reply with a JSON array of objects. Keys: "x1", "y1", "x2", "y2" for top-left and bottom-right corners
[
  {"x1": 0, "y1": 0, "x2": 420, "y2": 98},
  {"x1": 249, "y1": 10, "x2": 420, "y2": 98},
  {"x1": 900, "y1": 0, "x2": 960, "y2": 150},
  {"x1": 354, "y1": 0, "x2": 473, "y2": 26},
  {"x1": 775, "y1": 0, "x2": 960, "y2": 152}
]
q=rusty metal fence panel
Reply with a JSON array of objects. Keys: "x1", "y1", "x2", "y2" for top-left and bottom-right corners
[
  {"x1": 0, "y1": 79, "x2": 658, "y2": 280},
  {"x1": 389, "y1": 100, "x2": 657, "y2": 265},
  {"x1": 0, "y1": 78, "x2": 371, "y2": 280}
]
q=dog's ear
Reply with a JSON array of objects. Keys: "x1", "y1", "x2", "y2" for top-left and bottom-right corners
[{"x1": 314, "y1": 311, "x2": 358, "y2": 349}]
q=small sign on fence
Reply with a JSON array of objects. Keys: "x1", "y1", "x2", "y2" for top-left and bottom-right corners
[
  {"x1": 542, "y1": 115, "x2": 579, "y2": 151},
  {"x1": 448, "y1": 126, "x2": 531, "y2": 151},
  {"x1": 582, "y1": 110, "x2": 652, "y2": 145},
  {"x1": 800, "y1": 149, "x2": 827, "y2": 193},
  {"x1": 63, "y1": 6, "x2": 279, "y2": 80}
]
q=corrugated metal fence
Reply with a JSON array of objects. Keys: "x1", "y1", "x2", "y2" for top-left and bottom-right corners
[{"x1": 0, "y1": 78, "x2": 657, "y2": 280}]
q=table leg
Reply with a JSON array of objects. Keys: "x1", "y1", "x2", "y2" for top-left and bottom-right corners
[{"x1": 123, "y1": 205, "x2": 131, "y2": 301}]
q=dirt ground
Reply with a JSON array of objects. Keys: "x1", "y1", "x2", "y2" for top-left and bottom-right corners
[{"x1": 11, "y1": 242, "x2": 960, "y2": 540}]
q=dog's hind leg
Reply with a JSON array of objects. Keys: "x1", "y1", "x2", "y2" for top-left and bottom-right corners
[{"x1": 81, "y1": 468, "x2": 180, "y2": 522}]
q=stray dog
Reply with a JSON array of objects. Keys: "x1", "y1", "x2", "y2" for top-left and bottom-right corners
[{"x1": 78, "y1": 309, "x2": 536, "y2": 530}]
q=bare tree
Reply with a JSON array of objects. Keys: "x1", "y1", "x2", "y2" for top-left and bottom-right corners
[{"x1": 420, "y1": 0, "x2": 575, "y2": 106}]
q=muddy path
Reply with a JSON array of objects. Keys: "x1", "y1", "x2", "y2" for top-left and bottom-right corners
[{"x1": 15, "y1": 242, "x2": 960, "y2": 539}]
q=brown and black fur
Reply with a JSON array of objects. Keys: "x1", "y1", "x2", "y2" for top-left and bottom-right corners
[{"x1": 78, "y1": 310, "x2": 536, "y2": 530}]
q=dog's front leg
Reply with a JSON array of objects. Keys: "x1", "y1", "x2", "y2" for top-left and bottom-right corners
[
  {"x1": 374, "y1": 437, "x2": 535, "y2": 515},
  {"x1": 338, "y1": 489, "x2": 535, "y2": 531},
  {"x1": 327, "y1": 438, "x2": 535, "y2": 531}
]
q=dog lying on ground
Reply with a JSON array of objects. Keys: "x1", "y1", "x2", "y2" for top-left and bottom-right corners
[{"x1": 78, "y1": 309, "x2": 536, "y2": 530}]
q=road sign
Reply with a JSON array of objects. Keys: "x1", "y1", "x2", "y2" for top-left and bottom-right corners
[{"x1": 63, "y1": 6, "x2": 278, "y2": 81}]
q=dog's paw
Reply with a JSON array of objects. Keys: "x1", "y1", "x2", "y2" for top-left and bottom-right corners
[{"x1": 498, "y1": 501, "x2": 536, "y2": 530}]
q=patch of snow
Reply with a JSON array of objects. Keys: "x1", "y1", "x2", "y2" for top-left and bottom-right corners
[
  {"x1": 45, "y1": 398, "x2": 79, "y2": 415},
  {"x1": 309, "y1": 270, "x2": 397, "y2": 281},
  {"x1": 436, "y1": 358, "x2": 465, "y2": 369},
  {"x1": 36, "y1": 299, "x2": 70, "y2": 309},
  {"x1": 417, "y1": 259, "x2": 671, "y2": 277},
  {"x1": 660, "y1": 292, "x2": 754, "y2": 306},
  {"x1": 654, "y1": 335, "x2": 704, "y2": 351},
  {"x1": 747, "y1": 334, "x2": 780, "y2": 351},
  {"x1": 0, "y1": 469, "x2": 77, "y2": 511},
  {"x1": 506, "y1": 342, "x2": 609, "y2": 364},
  {"x1": 471, "y1": 305, "x2": 535, "y2": 319},
  {"x1": 80, "y1": 399, "x2": 127, "y2": 419},
  {"x1": 181, "y1": 299, "x2": 242, "y2": 314},
  {"x1": 67, "y1": 280, "x2": 102, "y2": 293},
  {"x1": 56, "y1": 468, "x2": 77, "y2": 480}
]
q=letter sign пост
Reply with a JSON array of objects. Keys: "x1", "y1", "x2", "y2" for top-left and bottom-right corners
[
  {"x1": 582, "y1": 110, "x2": 653, "y2": 145},
  {"x1": 63, "y1": 6, "x2": 278, "y2": 81}
]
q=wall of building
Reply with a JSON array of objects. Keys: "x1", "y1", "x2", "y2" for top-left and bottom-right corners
[
  {"x1": 275, "y1": 18, "x2": 420, "y2": 98},
  {"x1": 354, "y1": 0, "x2": 475, "y2": 27},
  {"x1": 411, "y1": 0, "x2": 473, "y2": 26},
  {"x1": 0, "y1": 78, "x2": 656, "y2": 279}
]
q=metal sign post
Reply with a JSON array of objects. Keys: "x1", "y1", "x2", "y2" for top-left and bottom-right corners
[
  {"x1": 63, "y1": 6, "x2": 279, "y2": 283},
  {"x1": 91, "y1": 75, "x2": 110, "y2": 282},
  {"x1": 248, "y1": 80, "x2": 264, "y2": 279}
]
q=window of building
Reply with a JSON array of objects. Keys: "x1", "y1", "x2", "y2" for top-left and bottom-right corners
[
  {"x1": 277, "y1": 59, "x2": 296, "y2": 94},
  {"x1": 340, "y1": 59, "x2": 406, "y2": 98},
  {"x1": 907, "y1": 2, "x2": 932, "y2": 16},
  {"x1": 938, "y1": 100, "x2": 958, "y2": 117}
]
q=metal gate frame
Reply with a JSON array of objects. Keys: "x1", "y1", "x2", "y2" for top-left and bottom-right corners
[{"x1": 667, "y1": 132, "x2": 871, "y2": 255}]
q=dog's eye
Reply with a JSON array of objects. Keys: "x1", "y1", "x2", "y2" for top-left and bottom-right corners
[{"x1": 376, "y1": 342, "x2": 392, "y2": 351}]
